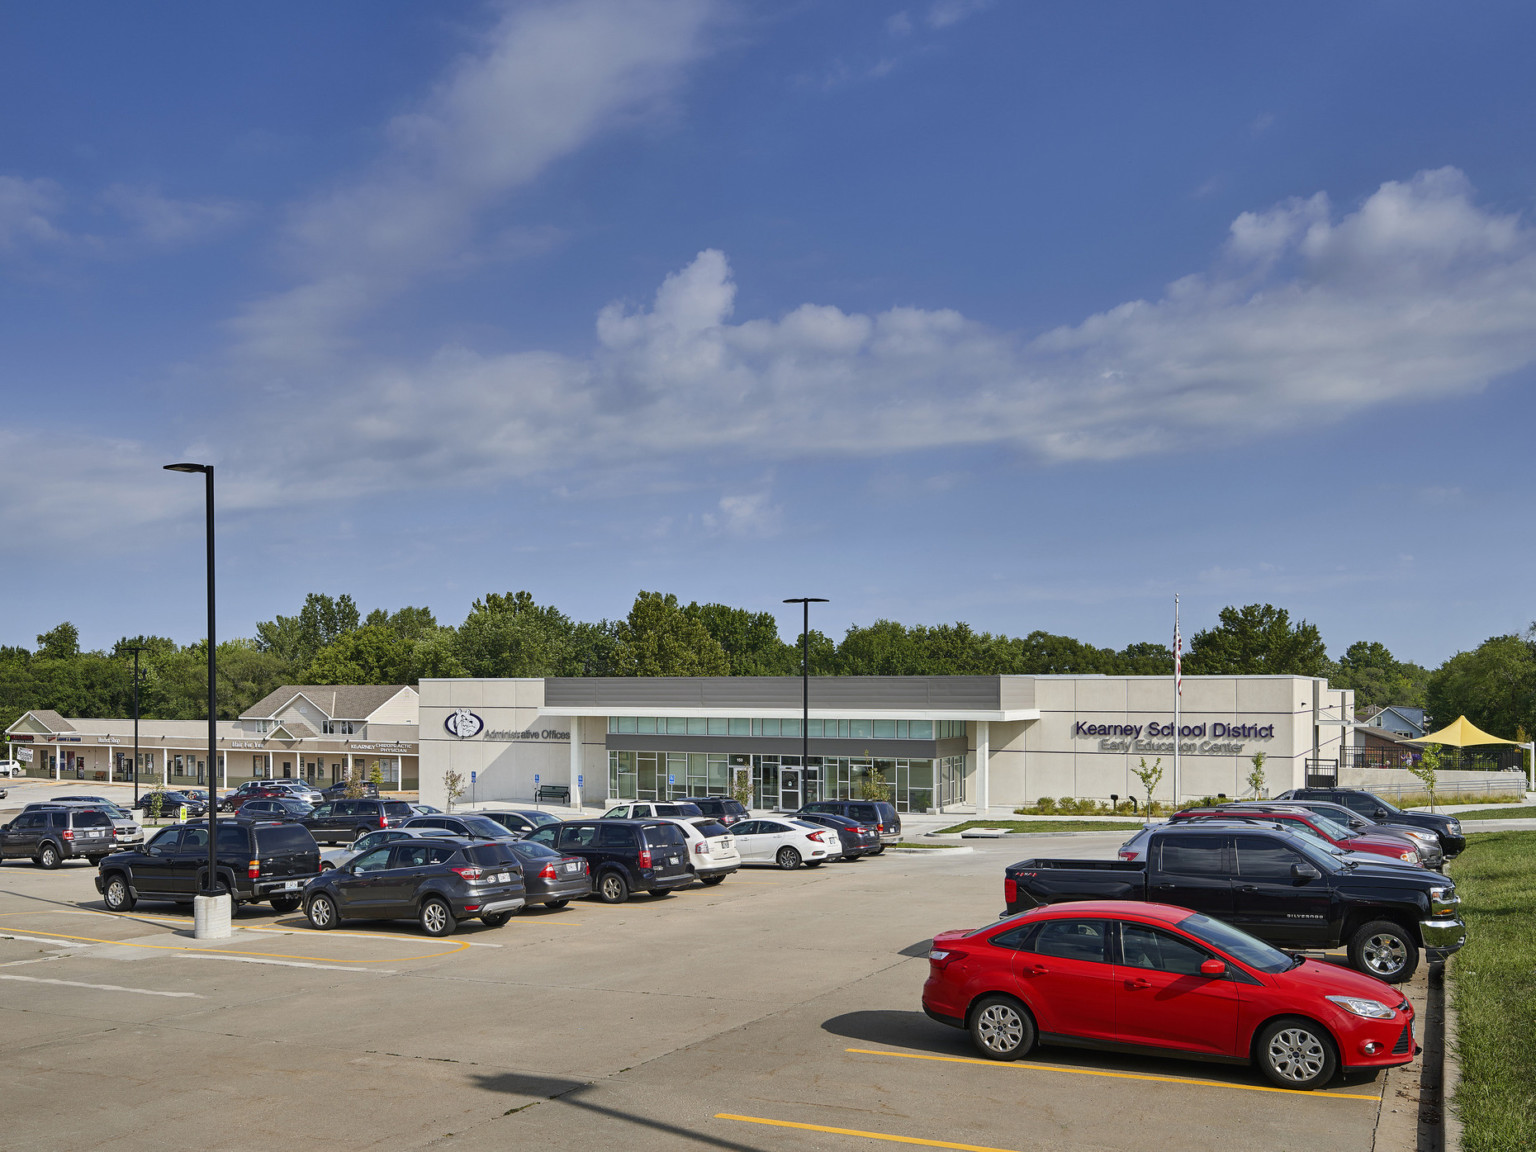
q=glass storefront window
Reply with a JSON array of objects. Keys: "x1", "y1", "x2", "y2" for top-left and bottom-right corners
[
  {"x1": 666, "y1": 717, "x2": 687, "y2": 735},
  {"x1": 707, "y1": 718, "x2": 727, "y2": 735},
  {"x1": 874, "y1": 719, "x2": 896, "y2": 739},
  {"x1": 638, "y1": 717, "x2": 656, "y2": 735},
  {"x1": 687, "y1": 718, "x2": 706, "y2": 735},
  {"x1": 729, "y1": 718, "x2": 749, "y2": 736},
  {"x1": 909, "y1": 720, "x2": 933, "y2": 739},
  {"x1": 850, "y1": 719, "x2": 873, "y2": 739}
]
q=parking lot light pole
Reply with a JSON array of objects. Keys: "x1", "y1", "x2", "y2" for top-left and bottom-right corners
[
  {"x1": 164, "y1": 462, "x2": 230, "y2": 940},
  {"x1": 126, "y1": 644, "x2": 149, "y2": 806},
  {"x1": 783, "y1": 598, "x2": 828, "y2": 802}
]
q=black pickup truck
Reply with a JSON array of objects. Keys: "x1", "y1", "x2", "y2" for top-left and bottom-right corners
[{"x1": 1003, "y1": 824, "x2": 1464, "y2": 983}]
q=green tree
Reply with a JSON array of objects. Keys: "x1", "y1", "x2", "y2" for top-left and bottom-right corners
[
  {"x1": 1410, "y1": 744, "x2": 1442, "y2": 812},
  {"x1": 1425, "y1": 632, "x2": 1536, "y2": 739},
  {"x1": 255, "y1": 593, "x2": 359, "y2": 669},
  {"x1": 306, "y1": 625, "x2": 412, "y2": 685},
  {"x1": 690, "y1": 603, "x2": 795, "y2": 675},
  {"x1": 36, "y1": 622, "x2": 80, "y2": 660},
  {"x1": 612, "y1": 592, "x2": 729, "y2": 676},
  {"x1": 1134, "y1": 757, "x2": 1165, "y2": 816},
  {"x1": 1246, "y1": 751, "x2": 1268, "y2": 799},
  {"x1": 1334, "y1": 640, "x2": 1430, "y2": 712},
  {"x1": 456, "y1": 591, "x2": 577, "y2": 678},
  {"x1": 1184, "y1": 604, "x2": 1329, "y2": 676},
  {"x1": 442, "y1": 769, "x2": 467, "y2": 811}
]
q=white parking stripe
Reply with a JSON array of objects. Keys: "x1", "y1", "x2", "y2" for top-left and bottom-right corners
[
  {"x1": 0, "y1": 974, "x2": 202, "y2": 998},
  {"x1": 0, "y1": 933, "x2": 91, "y2": 948},
  {"x1": 178, "y1": 954, "x2": 386, "y2": 973},
  {"x1": 237, "y1": 927, "x2": 503, "y2": 947}
]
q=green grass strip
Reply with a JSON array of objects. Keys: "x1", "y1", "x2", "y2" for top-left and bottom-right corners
[
  {"x1": 1452, "y1": 805, "x2": 1536, "y2": 821},
  {"x1": 1449, "y1": 830, "x2": 1536, "y2": 1151},
  {"x1": 936, "y1": 819, "x2": 1140, "y2": 835}
]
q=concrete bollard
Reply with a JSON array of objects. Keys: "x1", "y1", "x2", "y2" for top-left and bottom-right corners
[{"x1": 193, "y1": 892, "x2": 233, "y2": 940}]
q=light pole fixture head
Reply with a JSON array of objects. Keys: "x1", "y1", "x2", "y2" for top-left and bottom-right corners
[
  {"x1": 163, "y1": 462, "x2": 210, "y2": 473},
  {"x1": 783, "y1": 597, "x2": 829, "y2": 605}
]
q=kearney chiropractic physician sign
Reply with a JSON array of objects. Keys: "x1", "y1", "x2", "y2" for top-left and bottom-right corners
[{"x1": 1074, "y1": 719, "x2": 1278, "y2": 756}]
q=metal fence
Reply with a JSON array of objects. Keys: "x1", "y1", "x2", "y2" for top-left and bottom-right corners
[
  {"x1": 1305, "y1": 759, "x2": 1338, "y2": 788},
  {"x1": 1348, "y1": 747, "x2": 1524, "y2": 772}
]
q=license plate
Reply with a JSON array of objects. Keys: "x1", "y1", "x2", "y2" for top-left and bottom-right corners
[
  {"x1": 496, "y1": 872, "x2": 510, "y2": 883},
  {"x1": 668, "y1": 857, "x2": 679, "y2": 865},
  {"x1": 279, "y1": 881, "x2": 300, "y2": 890},
  {"x1": 564, "y1": 862, "x2": 580, "y2": 872}
]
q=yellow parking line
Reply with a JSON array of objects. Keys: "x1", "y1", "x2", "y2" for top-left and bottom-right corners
[
  {"x1": 844, "y1": 1049, "x2": 1380, "y2": 1101},
  {"x1": 717, "y1": 1113, "x2": 1022, "y2": 1151}
]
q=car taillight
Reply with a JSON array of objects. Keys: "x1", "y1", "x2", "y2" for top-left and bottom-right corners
[
  {"x1": 61, "y1": 830, "x2": 74, "y2": 841},
  {"x1": 929, "y1": 948, "x2": 968, "y2": 969},
  {"x1": 1005, "y1": 878, "x2": 1017, "y2": 904},
  {"x1": 877, "y1": 823, "x2": 885, "y2": 832},
  {"x1": 248, "y1": 859, "x2": 261, "y2": 879},
  {"x1": 638, "y1": 848, "x2": 653, "y2": 868},
  {"x1": 1118, "y1": 849, "x2": 1136, "y2": 860},
  {"x1": 379, "y1": 815, "x2": 387, "y2": 828},
  {"x1": 694, "y1": 841, "x2": 708, "y2": 855},
  {"x1": 539, "y1": 863, "x2": 558, "y2": 880},
  {"x1": 451, "y1": 866, "x2": 484, "y2": 881}
]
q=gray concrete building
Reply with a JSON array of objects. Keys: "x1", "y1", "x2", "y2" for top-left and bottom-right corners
[{"x1": 417, "y1": 674, "x2": 1356, "y2": 813}]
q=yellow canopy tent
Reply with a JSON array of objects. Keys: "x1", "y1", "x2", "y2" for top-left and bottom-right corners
[{"x1": 1408, "y1": 716, "x2": 1518, "y2": 746}]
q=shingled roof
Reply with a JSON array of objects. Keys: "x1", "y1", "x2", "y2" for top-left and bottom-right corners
[{"x1": 240, "y1": 685, "x2": 413, "y2": 721}]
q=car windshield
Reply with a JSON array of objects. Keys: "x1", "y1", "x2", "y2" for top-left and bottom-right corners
[
  {"x1": 1175, "y1": 912, "x2": 1296, "y2": 973},
  {"x1": 520, "y1": 812, "x2": 560, "y2": 827},
  {"x1": 1308, "y1": 813, "x2": 1355, "y2": 840},
  {"x1": 461, "y1": 815, "x2": 512, "y2": 838}
]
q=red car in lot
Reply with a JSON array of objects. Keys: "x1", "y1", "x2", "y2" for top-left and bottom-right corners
[
  {"x1": 1169, "y1": 805, "x2": 1424, "y2": 866},
  {"x1": 922, "y1": 900, "x2": 1417, "y2": 1090}
]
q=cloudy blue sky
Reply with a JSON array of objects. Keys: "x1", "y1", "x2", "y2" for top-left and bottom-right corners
[{"x1": 4, "y1": 0, "x2": 1535, "y2": 666}]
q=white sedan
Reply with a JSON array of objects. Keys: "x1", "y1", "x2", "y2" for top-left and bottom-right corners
[{"x1": 730, "y1": 818, "x2": 839, "y2": 869}]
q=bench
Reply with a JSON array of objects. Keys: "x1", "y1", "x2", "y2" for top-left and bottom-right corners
[{"x1": 535, "y1": 784, "x2": 570, "y2": 804}]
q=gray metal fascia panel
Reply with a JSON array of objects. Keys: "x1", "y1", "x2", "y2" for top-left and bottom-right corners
[
  {"x1": 604, "y1": 735, "x2": 968, "y2": 758},
  {"x1": 998, "y1": 677, "x2": 1035, "y2": 711}
]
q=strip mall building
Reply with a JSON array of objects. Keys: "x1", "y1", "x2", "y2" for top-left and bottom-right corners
[{"x1": 416, "y1": 674, "x2": 1358, "y2": 813}]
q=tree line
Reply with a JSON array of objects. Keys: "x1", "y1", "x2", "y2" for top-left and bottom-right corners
[{"x1": 5, "y1": 594, "x2": 1525, "y2": 742}]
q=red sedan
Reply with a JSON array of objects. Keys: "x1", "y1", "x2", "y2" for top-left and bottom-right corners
[
  {"x1": 922, "y1": 900, "x2": 1416, "y2": 1090},
  {"x1": 1171, "y1": 806, "x2": 1423, "y2": 866}
]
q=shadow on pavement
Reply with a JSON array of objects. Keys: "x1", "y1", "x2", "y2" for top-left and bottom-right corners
[{"x1": 469, "y1": 1071, "x2": 768, "y2": 1151}]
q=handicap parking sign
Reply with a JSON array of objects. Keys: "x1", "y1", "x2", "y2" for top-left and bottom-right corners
[
  {"x1": 470, "y1": 771, "x2": 476, "y2": 782},
  {"x1": 668, "y1": 774, "x2": 675, "y2": 785},
  {"x1": 577, "y1": 774, "x2": 583, "y2": 787}
]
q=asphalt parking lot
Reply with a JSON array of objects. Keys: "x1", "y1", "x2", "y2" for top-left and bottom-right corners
[{"x1": 0, "y1": 812, "x2": 1428, "y2": 1152}]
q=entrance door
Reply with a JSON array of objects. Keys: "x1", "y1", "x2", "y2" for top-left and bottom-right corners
[{"x1": 779, "y1": 769, "x2": 801, "y2": 811}]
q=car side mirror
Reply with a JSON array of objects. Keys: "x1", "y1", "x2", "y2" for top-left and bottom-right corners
[
  {"x1": 1374, "y1": 809, "x2": 1389, "y2": 819},
  {"x1": 1199, "y1": 959, "x2": 1226, "y2": 977},
  {"x1": 1291, "y1": 862, "x2": 1322, "y2": 880}
]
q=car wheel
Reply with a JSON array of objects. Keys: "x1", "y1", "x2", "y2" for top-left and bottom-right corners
[
  {"x1": 320, "y1": 861, "x2": 334, "y2": 870},
  {"x1": 546, "y1": 899, "x2": 570, "y2": 909},
  {"x1": 775, "y1": 847, "x2": 801, "y2": 870},
  {"x1": 700, "y1": 876, "x2": 725, "y2": 887},
  {"x1": 103, "y1": 873, "x2": 136, "y2": 912},
  {"x1": 306, "y1": 893, "x2": 338, "y2": 930},
  {"x1": 269, "y1": 897, "x2": 301, "y2": 915},
  {"x1": 353, "y1": 827, "x2": 372, "y2": 842},
  {"x1": 1256, "y1": 1017, "x2": 1338, "y2": 1090},
  {"x1": 38, "y1": 843, "x2": 61, "y2": 870},
  {"x1": 597, "y1": 872, "x2": 630, "y2": 904},
  {"x1": 1348, "y1": 920, "x2": 1419, "y2": 983},
  {"x1": 647, "y1": 888, "x2": 673, "y2": 898},
  {"x1": 481, "y1": 911, "x2": 513, "y2": 927},
  {"x1": 419, "y1": 897, "x2": 455, "y2": 937},
  {"x1": 969, "y1": 995, "x2": 1036, "y2": 1061}
]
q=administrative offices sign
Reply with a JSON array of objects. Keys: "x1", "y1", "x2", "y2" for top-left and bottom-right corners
[{"x1": 1074, "y1": 718, "x2": 1278, "y2": 756}]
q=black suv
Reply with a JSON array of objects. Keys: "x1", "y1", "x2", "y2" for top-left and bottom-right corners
[
  {"x1": 1279, "y1": 787, "x2": 1467, "y2": 857},
  {"x1": 301, "y1": 798, "x2": 415, "y2": 844},
  {"x1": 677, "y1": 797, "x2": 750, "y2": 826},
  {"x1": 302, "y1": 836, "x2": 526, "y2": 935},
  {"x1": 132, "y1": 790, "x2": 207, "y2": 819},
  {"x1": 1, "y1": 806, "x2": 117, "y2": 868},
  {"x1": 97, "y1": 820, "x2": 321, "y2": 912},
  {"x1": 523, "y1": 819, "x2": 693, "y2": 904},
  {"x1": 798, "y1": 801, "x2": 901, "y2": 851}
]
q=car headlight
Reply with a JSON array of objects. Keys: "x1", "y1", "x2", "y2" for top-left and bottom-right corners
[
  {"x1": 1327, "y1": 995, "x2": 1396, "y2": 1019},
  {"x1": 1430, "y1": 885, "x2": 1455, "y2": 902},
  {"x1": 1399, "y1": 852, "x2": 1416, "y2": 861},
  {"x1": 1448, "y1": 820, "x2": 1461, "y2": 833}
]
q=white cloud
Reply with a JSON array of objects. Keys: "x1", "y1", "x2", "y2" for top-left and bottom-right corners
[
  {"x1": 100, "y1": 185, "x2": 246, "y2": 245},
  {"x1": 927, "y1": 0, "x2": 994, "y2": 29},
  {"x1": 0, "y1": 176, "x2": 64, "y2": 249},
  {"x1": 10, "y1": 167, "x2": 1536, "y2": 547},
  {"x1": 231, "y1": 0, "x2": 717, "y2": 363},
  {"x1": 702, "y1": 490, "x2": 782, "y2": 537}
]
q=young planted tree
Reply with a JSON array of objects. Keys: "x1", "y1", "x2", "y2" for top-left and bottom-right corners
[
  {"x1": 147, "y1": 777, "x2": 167, "y2": 822},
  {"x1": 442, "y1": 769, "x2": 466, "y2": 812},
  {"x1": 730, "y1": 766, "x2": 755, "y2": 809},
  {"x1": 368, "y1": 762, "x2": 384, "y2": 791},
  {"x1": 1246, "y1": 751, "x2": 1268, "y2": 800},
  {"x1": 1409, "y1": 744, "x2": 1442, "y2": 813},
  {"x1": 857, "y1": 762, "x2": 894, "y2": 803},
  {"x1": 344, "y1": 767, "x2": 368, "y2": 800},
  {"x1": 1133, "y1": 757, "x2": 1164, "y2": 816}
]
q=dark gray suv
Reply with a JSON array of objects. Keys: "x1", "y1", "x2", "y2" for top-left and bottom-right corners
[
  {"x1": 797, "y1": 801, "x2": 901, "y2": 851},
  {"x1": 1, "y1": 806, "x2": 117, "y2": 868}
]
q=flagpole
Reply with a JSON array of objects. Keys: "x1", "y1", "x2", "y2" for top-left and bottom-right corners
[{"x1": 1173, "y1": 594, "x2": 1181, "y2": 809}]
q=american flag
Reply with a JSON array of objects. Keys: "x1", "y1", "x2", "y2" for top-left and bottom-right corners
[{"x1": 1174, "y1": 594, "x2": 1182, "y2": 696}]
